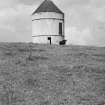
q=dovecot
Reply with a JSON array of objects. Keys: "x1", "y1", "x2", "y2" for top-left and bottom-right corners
[{"x1": 32, "y1": 0, "x2": 66, "y2": 45}]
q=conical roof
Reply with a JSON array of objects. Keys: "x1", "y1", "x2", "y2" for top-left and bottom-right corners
[{"x1": 32, "y1": 0, "x2": 64, "y2": 15}]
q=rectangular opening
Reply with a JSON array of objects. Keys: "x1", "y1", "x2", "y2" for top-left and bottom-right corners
[
  {"x1": 59, "y1": 23, "x2": 62, "y2": 35},
  {"x1": 48, "y1": 37, "x2": 51, "y2": 45}
]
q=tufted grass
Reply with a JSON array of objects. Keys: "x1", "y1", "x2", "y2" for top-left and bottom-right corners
[{"x1": 0, "y1": 43, "x2": 105, "y2": 105}]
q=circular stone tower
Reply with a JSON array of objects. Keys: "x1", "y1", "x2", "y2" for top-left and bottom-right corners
[{"x1": 32, "y1": 0, "x2": 65, "y2": 45}]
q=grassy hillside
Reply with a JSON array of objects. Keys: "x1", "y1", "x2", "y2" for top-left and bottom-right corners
[{"x1": 0, "y1": 43, "x2": 105, "y2": 105}]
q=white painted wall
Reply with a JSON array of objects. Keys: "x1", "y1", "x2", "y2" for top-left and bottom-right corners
[
  {"x1": 32, "y1": 12, "x2": 65, "y2": 44},
  {"x1": 32, "y1": 19, "x2": 64, "y2": 36},
  {"x1": 33, "y1": 36, "x2": 63, "y2": 44},
  {"x1": 32, "y1": 12, "x2": 64, "y2": 20}
]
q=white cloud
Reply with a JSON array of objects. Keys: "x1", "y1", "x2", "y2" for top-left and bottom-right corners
[
  {"x1": 66, "y1": 27, "x2": 92, "y2": 45},
  {"x1": 0, "y1": 4, "x2": 33, "y2": 42}
]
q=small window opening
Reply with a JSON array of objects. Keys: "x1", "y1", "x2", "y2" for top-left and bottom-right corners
[{"x1": 59, "y1": 23, "x2": 62, "y2": 35}]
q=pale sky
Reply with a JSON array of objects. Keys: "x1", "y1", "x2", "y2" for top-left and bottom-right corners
[{"x1": 0, "y1": 0, "x2": 105, "y2": 46}]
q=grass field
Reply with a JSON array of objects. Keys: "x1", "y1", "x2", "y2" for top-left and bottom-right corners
[{"x1": 0, "y1": 43, "x2": 105, "y2": 105}]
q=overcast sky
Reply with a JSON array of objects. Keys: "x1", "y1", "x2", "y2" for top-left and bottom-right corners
[{"x1": 0, "y1": 0, "x2": 105, "y2": 46}]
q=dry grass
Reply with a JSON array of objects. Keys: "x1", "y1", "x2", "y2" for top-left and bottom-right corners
[{"x1": 0, "y1": 43, "x2": 105, "y2": 105}]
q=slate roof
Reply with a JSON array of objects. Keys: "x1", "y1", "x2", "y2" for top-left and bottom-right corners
[{"x1": 32, "y1": 0, "x2": 64, "y2": 15}]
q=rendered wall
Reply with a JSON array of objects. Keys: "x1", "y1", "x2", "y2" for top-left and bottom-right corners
[
  {"x1": 32, "y1": 19, "x2": 64, "y2": 36},
  {"x1": 33, "y1": 36, "x2": 63, "y2": 44},
  {"x1": 32, "y1": 12, "x2": 64, "y2": 20}
]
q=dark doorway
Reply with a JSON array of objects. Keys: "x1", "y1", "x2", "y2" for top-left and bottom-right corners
[
  {"x1": 59, "y1": 23, "x2": 62, "y2": 35},
  {"x1": 48, "y1": 37, "x2": 51, "y2": 45}
]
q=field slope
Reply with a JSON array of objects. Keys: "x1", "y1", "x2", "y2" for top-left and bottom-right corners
[{"x1": 0, "y1": 43, "x2": 105, "y2": 105}]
